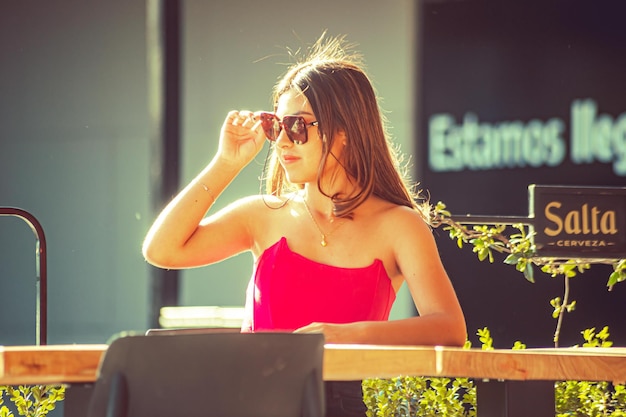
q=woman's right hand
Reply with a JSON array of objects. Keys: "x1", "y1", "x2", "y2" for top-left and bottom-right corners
[{"x1": 217, "y1": 110, "x2": 266, "y2": 168}]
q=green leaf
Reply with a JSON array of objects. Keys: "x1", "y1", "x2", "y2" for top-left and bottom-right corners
[
  {"x1": 597, "y1": 326, "x2": 610, "y2": 340},
  {"x1": 503, "y1": 253, "x2": 520, "y2": 265},
  {"x1": 582, "y1": 328, "x2": 596, "y2": 343},
  {"x1": 608, "y1": 270, "x2": 621, "y2": 287},
  {"x1": 512, "y1": 341, "x2": 527, "y2": 350},
  {"x1": 523, "y1": 263, "x2": 535, "y2": 283}
]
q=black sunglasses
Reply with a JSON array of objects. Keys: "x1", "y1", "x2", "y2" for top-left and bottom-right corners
[{"x1": 258, "y1": 112, "x2": 319, "y2": 145}]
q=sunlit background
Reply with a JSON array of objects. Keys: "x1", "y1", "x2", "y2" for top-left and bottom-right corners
[
  {"x1": 0, "y1": 0, "x2": 416, "y2": 345},
  {"x1": 1, "y1": 0, "x2": 625, "y2": 358}
]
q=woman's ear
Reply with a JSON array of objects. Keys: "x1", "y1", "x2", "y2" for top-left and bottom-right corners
[{"x1": 337, "y1": 129, "x2": 347, "y2": 146}]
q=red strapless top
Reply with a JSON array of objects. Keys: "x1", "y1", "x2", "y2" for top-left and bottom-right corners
[{"x1": 241, "y1": 237, "x2": 396, "y2": 332}]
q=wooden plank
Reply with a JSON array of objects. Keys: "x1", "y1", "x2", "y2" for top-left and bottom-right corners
[
  {"x1": 436, "y1": 347, "x2": 626, "y2": 384},
  {"x1": 0, "y1": 345, "x2": 107, "y2": 386},
  {"x1": 322, "y1": 344, "x2": 438, "y2": 381},
  {"x1": 1, "y1": 344, "x2": 626, "y2": 386},
  {"x1": 322, "y1": 345, "x2": 626, "y2": 383}
]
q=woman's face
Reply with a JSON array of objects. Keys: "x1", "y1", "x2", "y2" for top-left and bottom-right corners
[{"x1": 274, "y1": 89, "x2": 344, "y2": 186}]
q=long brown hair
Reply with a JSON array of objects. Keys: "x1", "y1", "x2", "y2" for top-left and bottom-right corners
[{"x1": 265, "y1": 34, "x2": 427, "y2": 220}]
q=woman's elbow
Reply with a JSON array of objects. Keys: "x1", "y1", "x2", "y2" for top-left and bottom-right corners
[
  {"x1": 448, "y1": 317, "x2": 468, "y2": 347},
  {"x1": 438, "y1": 313, "x2": 467, "y2": 347},
  {"x1": 447, "y1": 327, "x2": 468, "y2": 347},
  {"x1": 142, "y1": 239, "x2": 172, "y2": 269}
]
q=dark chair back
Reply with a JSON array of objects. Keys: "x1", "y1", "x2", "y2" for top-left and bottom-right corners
[{"x1": 86, "y1": 332, "x2": 325, "y2": 417}]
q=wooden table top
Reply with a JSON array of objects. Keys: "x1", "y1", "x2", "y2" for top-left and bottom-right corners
[
  {"x1": 323, "y1": 345, "x2": 626, "y2": 383},
  {"x1": 1, "y1": 344, "x2": 625, "y2": 386}
]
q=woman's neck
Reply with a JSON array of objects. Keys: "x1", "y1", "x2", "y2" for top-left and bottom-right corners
[
  {"x1": 302, "y1": 186, "x2": 335, "y2": 218},
  {"x1": 302, "y1": 183, "x2": 366, "y2": 220}
]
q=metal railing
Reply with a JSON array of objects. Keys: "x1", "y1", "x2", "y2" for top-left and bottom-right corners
[{"x1": 0, "y1": 207, "x2": 47, "y2": 345}]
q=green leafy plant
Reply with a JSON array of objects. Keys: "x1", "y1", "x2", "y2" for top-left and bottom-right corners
[
  {"x1": 429, "y1": 201, "x2": 624, "y2": 288},
  {"x1": 363, "y1": 327, "x2": 626, "y2": 417},
  {"x1": 555, "y1": 327, "x2": 626, "y2": 417},
  {"x1": 362, "y1": 373, "x2": 476, "y2": 417},
  {"x1": 0, "y1": 385, "x2": 65, "y2": 417},
  {"x1": 430, "y1": 202, "x2": 538, "y2": 283}
]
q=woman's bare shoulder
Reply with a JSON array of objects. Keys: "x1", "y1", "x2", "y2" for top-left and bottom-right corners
[{"x1": 372, "y1": 200, "x2": 430, "y2": 228}]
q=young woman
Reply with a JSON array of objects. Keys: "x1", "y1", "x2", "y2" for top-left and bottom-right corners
[{"x1": 143, "y1": 34, "x2": 466, "y2": 416}]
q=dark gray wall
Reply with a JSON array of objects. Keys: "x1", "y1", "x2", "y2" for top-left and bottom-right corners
[
  {"x1": 1, "y1": 0, "x2": 150, "y2": 344},
  {"x1": 0, "y1": 0, "x2": 417, "y2": 345},
  {"x1": 418, "y1": 0, "x2": 626, "y2": 348}
]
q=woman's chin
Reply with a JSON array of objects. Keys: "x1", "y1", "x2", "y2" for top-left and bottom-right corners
[
  {"x1": 283, "y1": 171, "x2": 314, "y2": 185},
  {"x1": 285, "y1": 176, "x2": 305, "y2": 185}
]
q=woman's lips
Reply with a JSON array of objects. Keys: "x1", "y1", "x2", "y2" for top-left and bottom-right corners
[{"x1": 281, "y1": 154, "x2": 300, "y2": 164}]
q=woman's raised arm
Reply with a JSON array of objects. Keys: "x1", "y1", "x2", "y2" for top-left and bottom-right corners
[{"x1": 142, "y1": 110, "x2": 266, "y2": 268}]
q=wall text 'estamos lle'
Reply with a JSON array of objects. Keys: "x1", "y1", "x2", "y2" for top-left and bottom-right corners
[{"x1": 429, "y1": 99, "x2": 626, "y2": 176}]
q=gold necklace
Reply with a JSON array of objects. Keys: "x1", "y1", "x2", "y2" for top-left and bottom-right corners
[{"x1": 302, "y1": 199, "x2": 347, "y2": 247}]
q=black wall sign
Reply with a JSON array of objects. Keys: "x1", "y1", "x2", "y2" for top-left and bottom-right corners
[
  {"x1": 417, "y1": 0, "x2": 626, "y2": 347},
  {"x1": 530, "y1": 185, "x2": 626, "y2": 259}
]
